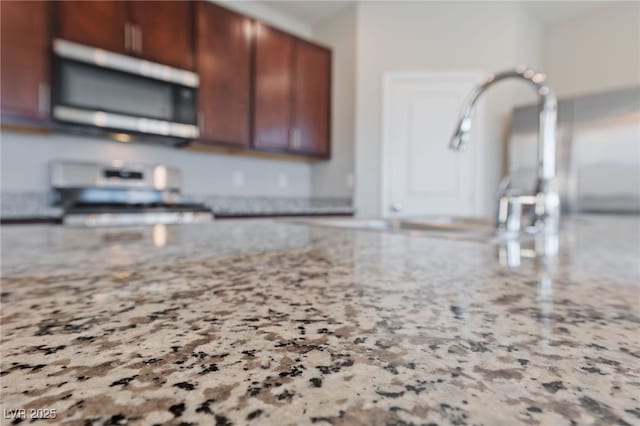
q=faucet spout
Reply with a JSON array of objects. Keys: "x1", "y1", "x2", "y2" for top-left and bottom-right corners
[{"x1": 450, "y1": 67, "x2": 560, "y2": 234}]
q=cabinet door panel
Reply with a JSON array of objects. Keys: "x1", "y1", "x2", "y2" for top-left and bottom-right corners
[
  {"x1": 57, "y1": 0, "x2": 126, "y2": 53},
  {"x1": 253, "y1": 24, "x2": 294, "y2": 151},
  {"x1": 1, "y1": 0, "x2": 50, "y2": 122},
  {"x1": 129, "y1": 1, "x2": 194, "y2": 70},
  {"x1": 196, "y1": 2, "x2": 250, "y2": 146},
  {"x1": 292, "y1": 41, "x2": 331, "y2": 156}
]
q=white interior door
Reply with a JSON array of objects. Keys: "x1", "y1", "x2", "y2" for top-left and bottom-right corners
[{"x1": 382, "y1": 72, "x2": 485, "y2": 218}]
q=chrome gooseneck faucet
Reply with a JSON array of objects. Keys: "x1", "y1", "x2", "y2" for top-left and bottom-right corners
[{"x1": 450, "y1": 67, "x2": 560, "y2": 234}]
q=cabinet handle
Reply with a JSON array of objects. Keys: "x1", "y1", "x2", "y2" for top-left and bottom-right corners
[
  {"x1": 198, "y1": 111, "x2": 205, "y2": 136},
  {"x1": 132, "y1": 25, "x2": 137, "y2": 53},
  {"x1": 124, "y1": 23, "x2": 131, "y2": 51},
  {"x1": 38, "y1": 82, "x2": 50, "y2": 115},
  {"x1": 292, "y1": 128, "x2": 302, "y2": 149},
  {"x1": 289, "y1": 128, "x2": 296, "y2": 149}
]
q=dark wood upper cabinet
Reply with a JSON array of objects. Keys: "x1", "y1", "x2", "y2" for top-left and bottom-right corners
[
  {"x1": 128, "y1": 1, "x2": 194, "y2": 70},
  {"x1": 292, "y1": 41, "x2": 331, "y2": 156},
  {"x1": 1, "y1": 0, "x2": 50, "y2": 125},
  {"x1": 253, "y1": 23, "x2": 295, "y2": 151},
  {"x1": 56, "y1": 1, "x2": 193, "y2": 69},
  {"x1": 3, "y1": 0, "x2": 331, "y2": 159},
  {"x1": 196, "y1": 2, "x2": 251, "y2": 146},
  {"x1": 57, "y1": 0, "x2": 127, "y2": 54},
  {"x1": 253, "y1": 23, "x2": 331, "y2": 157}
]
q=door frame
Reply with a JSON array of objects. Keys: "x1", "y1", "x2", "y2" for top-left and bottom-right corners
[{"x1": 381, "y1": 71, "x2": 486, "y2": 218}]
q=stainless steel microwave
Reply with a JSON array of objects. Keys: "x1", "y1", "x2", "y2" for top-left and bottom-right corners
[{"x1": 51, "y1": 39, "x2": 199, "y2": 144}]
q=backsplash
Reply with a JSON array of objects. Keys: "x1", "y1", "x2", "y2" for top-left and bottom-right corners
[
  {"x1": 0, "y1": 192, "x2": 62, "y2": 219},
  {"x1": 0, "y1": 191, "x2": 353, "y2": 219},
  {"x1": 0, "y1": 131, "x2": 314, "y2": 198}
]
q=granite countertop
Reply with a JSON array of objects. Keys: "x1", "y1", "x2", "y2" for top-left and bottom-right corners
[
  {"x1": 0, "y1": 192, "x2": 63, "y2": 221},
  {"x1": 0, "y1": 193, "x2": 354, "y2": 221},
  {"x1": 195, "y1": 196, "x2": 355, "y2": 218},
  {"x1": 1, "y1": 216, "x2": 639, "y2": 425}
]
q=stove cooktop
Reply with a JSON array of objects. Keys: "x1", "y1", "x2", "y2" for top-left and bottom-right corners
[{"x1": 62, "y1": 202, "x2": 213, "y2": 227}]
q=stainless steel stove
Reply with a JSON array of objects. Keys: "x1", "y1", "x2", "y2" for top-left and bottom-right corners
[{"x1": 50, "y1": 160, "x2": 212, "y2": 227}]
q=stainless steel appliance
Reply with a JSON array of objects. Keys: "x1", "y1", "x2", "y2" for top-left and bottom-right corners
[
  {"x1": 51, "y1": 160, "x2": 212, "y2": 227},
  {"x1": 51, "y1": 39, "x2": 199, "y2": 144},
  {"x1": 509, "y1": 87, "x2": 640, "y2": 214}
]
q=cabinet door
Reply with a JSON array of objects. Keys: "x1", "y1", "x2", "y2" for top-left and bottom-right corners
[
  {"x1": 196, "y1": 2, "x2": 251, "y2": 146},
  {"x1": 128, "y1": 1, "x2": 194, "y2": 70},
  {"x1": 253, "y1": 24, "x2": 294, "y2": 151},
  {"x1": 1, "y1": 0, "x2": 50, "y2": 123},
  {"x1": 57, "y1": 0, "x2": 127, "y2": 53},
  {"x1": 292, "y1": 41, "x2": 331, "y2": 156}
]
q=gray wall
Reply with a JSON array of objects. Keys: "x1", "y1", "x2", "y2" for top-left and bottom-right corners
[
  {"x1": 0, "y1": 131, "x2": 311, "y2": 197},
  {"x1": 311, "y1": 6, "x2": 356, "y2": 199},
  {"x1": 543, "y1": 1, "x2": 640, "y2": 98}
]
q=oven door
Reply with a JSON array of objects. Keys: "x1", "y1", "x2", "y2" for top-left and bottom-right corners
[{"x1": 52, "y1": 39, "x2": 199, "y2": 141}]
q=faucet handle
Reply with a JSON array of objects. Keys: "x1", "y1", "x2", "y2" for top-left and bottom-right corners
[
  {"x1": 497, "y1": 194, "x2": 538, "y2": 234},
  {"x1": 497, "y1": 195, "x2": 522, "y2": 234},
  {"x1": 496, "y1": 176, "x2": 521, "y2": 234}
]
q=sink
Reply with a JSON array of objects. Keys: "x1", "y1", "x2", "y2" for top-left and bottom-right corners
[
  {"x1": 290, "y1": 216, "x2": 497, "y2": 242},
  {"x1": 291, "y1": 216, "x2": 568, "y2": 264}
]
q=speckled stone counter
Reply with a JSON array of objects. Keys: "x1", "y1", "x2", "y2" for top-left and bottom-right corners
[
  {"x1": 1, "y1": 216, "x2": 639, "y2": 425},
  {"x1": 0, "y1": 192, "x2": 354, "y2": 222},
  {"x1": 0, "y1": 192, "x2": 63, "y2": 222},
  {"x1": 194, "y1": 196, "x2": 355, "y2": 217}
]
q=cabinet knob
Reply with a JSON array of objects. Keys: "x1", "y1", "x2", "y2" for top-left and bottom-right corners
[{"x1": 390, "y1": 203, "x2": 402, "y2": 213}]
